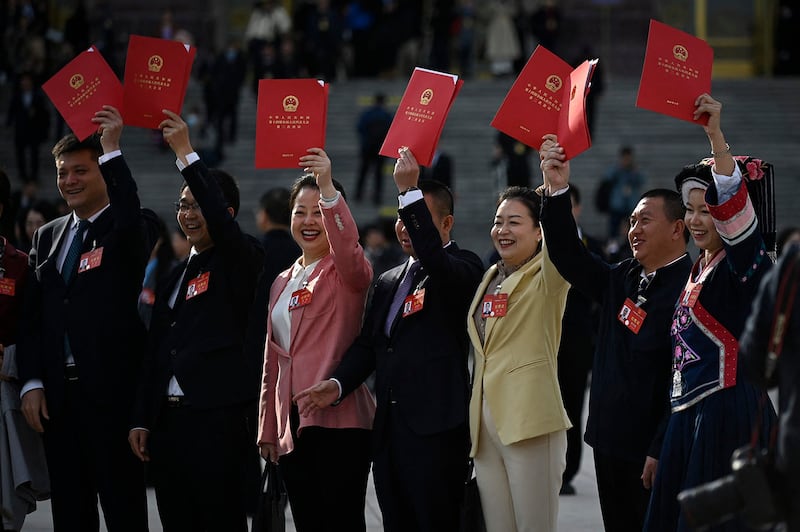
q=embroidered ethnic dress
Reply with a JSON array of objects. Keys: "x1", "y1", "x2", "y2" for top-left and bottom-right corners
[{"x1": 644, "y1": 180, "x2": 777, "y2": 532}]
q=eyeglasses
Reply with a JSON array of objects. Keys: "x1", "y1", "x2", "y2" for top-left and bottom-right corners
[{"x1": 174, "y1": 201, "x2": 201, "y2": 214}]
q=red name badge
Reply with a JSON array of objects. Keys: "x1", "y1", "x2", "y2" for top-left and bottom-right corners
[
  {"x1": 186, "y1": 271, "x2": 210, "y2": 300},
  {"x1": 482, "y1": 293, "x2": 508, "y2": 318},
  {"x1": 681, "y1": 285, "x2": 701, "y2": 308},
  {"x1": 618, "y1": 297, "x2": 647, "y2": 334},
  {"x1": 402, "y1": 288, "x2": 426, "y2": 317},
  {"x1": 288, "y1": 288, "x2": 313, "y2": 311},
  {"x1": 78, "y1": 247, "x2": 104, "y2": 273},
  {"x1": 139, "y1": 287, "x2": 155, "y2": 306},
  {"x1": 0, "y1": 277, "x2": 16, "y2": 296}
]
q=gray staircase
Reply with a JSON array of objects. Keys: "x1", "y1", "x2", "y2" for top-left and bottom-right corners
[{"x1": 3, "y1": 76, "x2": 800, "y2": 257}]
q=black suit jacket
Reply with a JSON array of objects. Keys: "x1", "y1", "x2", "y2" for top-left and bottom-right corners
[
  {"x1": 333, "y1": 198, "x2": 484, "y2": 445},
  {"x1": 541, "y1": 191, "x2": 692, "y2": 462},
  {"x1": 18, "y1": 155, "x2": 158, "y2": 418},
  {"x1": 134, "y1": 160, "x2": 264, "y2": 429}
]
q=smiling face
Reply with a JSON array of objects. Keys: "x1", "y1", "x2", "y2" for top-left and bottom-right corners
[
  {"x1": 290, "y1": 186, "x2": 330, "y2": 264},
  {"x1": 491, "y1": 198, "x2": 541, "y2": 267},
  {"x1": 176, "y1": 188, "x2": 213, "y2": 253},
  {"x1": 56, "y1": 149, "x2": 109, "y2": 219},
  {"x1": 628, "y1": 196, "x2": 682, "y2": 273},
  {"x1": 685, "y1": 188, "x2": 723, "y2": 253}
]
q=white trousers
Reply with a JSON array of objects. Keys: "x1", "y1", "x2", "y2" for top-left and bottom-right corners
[{"x1": 474, "y1": 398, "x2": 567, "y2": 532}]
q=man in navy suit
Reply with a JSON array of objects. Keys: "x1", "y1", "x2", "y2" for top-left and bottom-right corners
[
  {"x1": 17, "y1": 106, "x2": 157, "y2": 532},
  {"x1": 295, "y1": 148, "x2": 484, "y2": 531}
]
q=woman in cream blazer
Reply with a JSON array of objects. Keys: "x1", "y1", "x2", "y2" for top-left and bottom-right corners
[
  {"x1": 258, "y1": 149, "x2": 375, "y2": 532},
  {"x1": 468, "y1": 186, "x2": 571, "y2": 532}
]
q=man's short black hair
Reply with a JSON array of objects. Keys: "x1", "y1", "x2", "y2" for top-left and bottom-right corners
[
  {"x1": 180, "y1": 168, "x2": 241, "y2": 217},
  {"x1": 259, "y1": 187, "x2": 292, "y2": 226},
  {"x1": 418, "y1": 180, "x2": 454, "y2": 217},
  {"x1": 52, "y1": 133, "x2": 103, "y2": 160}
]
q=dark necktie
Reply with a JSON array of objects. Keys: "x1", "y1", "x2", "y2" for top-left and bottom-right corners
[
  {"x1": 384, "y1": 261, "x2": 420, "y2": 335},
  {"x1": 62, "y1": 219, "x2": 89, "y2": 366},
  {"x1": 61, "y1": 219, "x2": 90, "y2": 284}
]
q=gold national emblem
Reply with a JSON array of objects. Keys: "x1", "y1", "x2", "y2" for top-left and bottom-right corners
[
  {"x1": 419, "y1": 88, "x2": 433, "y2": 105},
  {"x1": 545, "y1": 75, "x2": 562, "y2": 93},
  {"x1": 673, "y1": 45, "x2": 689, "y2": 62},
  {"x1": 70, "y1": 74, "x2": 85, "y2": 90},
  {"x1": 283, "y1": 95, "x2": 299, "y2": 112},
  {"x1": 148, "y1": 55, "x2": 164, "y2": 72}
]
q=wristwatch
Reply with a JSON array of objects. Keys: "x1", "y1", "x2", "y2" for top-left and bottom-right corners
[{"x1": 399, "y1": 186, "x2": 419, "y2": 196}]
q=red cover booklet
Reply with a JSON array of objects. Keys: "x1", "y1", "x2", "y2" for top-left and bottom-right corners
[
  {"x1": 379, "y1": 67, "x2": 463, "y2": 167},
  {"x1": 122, "y1": 35, "x2": 196, "y2": 129},
  {"x1": 636, "y1": 19, "x2": 713, "y2": 125},
  {"x1": 491, "y1": 45, "x2": 597, "y2": 160},
  {"x1": 42, "y1": 46, "x2": 123, "y2": 140},
  {"x1": 255, "y1": 79, "x2": 329, "y2": 169}
]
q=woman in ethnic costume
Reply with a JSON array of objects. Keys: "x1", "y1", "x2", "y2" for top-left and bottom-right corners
[{"x1": 643, "y1": 94, "x2": 778, "y2": 531}]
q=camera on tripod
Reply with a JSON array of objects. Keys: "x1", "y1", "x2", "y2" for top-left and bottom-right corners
[{"x1": 677, "y1": 445, "x2": 783, "y2": 530}]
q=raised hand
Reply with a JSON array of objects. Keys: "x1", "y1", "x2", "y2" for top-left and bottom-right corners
[
  {"x1": 159, "y1": 109, "x2": 194, "y2": 161},
  {"x1": 92, "y1": 105, "x2": 124, "y2": 153},
  {"x1": 300, "y1": 148, "x2": 337, "y2": 200},
  {"x1": 393, "y1": 147, "x2": 420, "y2": 192},
  {"x1": 539, "y1": 134, "x2": 570, "y2": 194}
]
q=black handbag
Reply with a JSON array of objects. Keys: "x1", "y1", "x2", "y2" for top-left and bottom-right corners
[
  {"x1": 459, "y1": 459, "x2": 487, "y2": 532},
  {"x1": 252, "y1": 461, "x2": 288, "y2": 532}
]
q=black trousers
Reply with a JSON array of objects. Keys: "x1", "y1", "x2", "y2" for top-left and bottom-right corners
[
  {"x1": 593, "y1": 449, "x2": 652, "y2": 532},
  {"x1": 374, "y1": 405, "x2": 469, "y2": 532},
  {"x1": 148, "y1": 402, "x2": 250, "y2": 532},
  {"x1": 557, "y1": 334, "x2": 592, "y2": 485},
  {"x1": 42, "y1": 380, "x2": 148, "y2": 532},
  {"x1": 279, "y1": 406, "x2": 371, "y2": 532}
]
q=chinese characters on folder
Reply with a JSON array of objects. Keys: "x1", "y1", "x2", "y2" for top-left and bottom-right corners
[
  {"x1": 43, "y1": 46, "x2": 123, "y2": 140},
  {"x1": 255, "y1": 78, "x2": 329, "y2": 169},
  {"x1": 490, "y1": 45, "x2": 597, "y2": 160},
  {"x1": 636, "y1": 19, "x2": 713, "y2": 125},
  {"x1": 122, "y1": 35, "x2": 196, "y2": 129},
  {"x1": 379, "y1": 67, "x2": 463, "y2": 167}
]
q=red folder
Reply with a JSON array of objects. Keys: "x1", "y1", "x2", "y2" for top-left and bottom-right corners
[
  {"x1": 491, "y1": 45, "x2": 597, "y2": 160},
  {"x1": 379, "y1": 67, "x2": 463, "y2": 167},
  {"x1": 42, "y1": 46, "x2": 123, "y2": 140},
  {"x1": 255, "y1": 79, "x2": 329, "y2": 169},
  {"x1": 122, "y1": 35, "x2": 196, "y2": 129},
  {"x1": 636, "y1": 19, "x2": 713, "y2": 125}
]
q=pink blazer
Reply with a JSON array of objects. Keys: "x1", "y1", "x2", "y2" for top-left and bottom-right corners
[{"x1": 257, "y1": 197, "x2": 376, "y2": 455}]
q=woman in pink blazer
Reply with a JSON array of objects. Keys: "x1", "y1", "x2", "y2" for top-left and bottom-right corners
[{"x1": 257, "y1": 148, "x2": 376, "y2": 531}]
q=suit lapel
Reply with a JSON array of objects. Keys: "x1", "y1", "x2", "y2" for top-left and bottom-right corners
[{"x1": 47, "y1": 216, "x2": 71, "y2": 263}]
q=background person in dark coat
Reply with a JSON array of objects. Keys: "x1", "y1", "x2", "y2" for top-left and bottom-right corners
[
  {"x1": 6, "y1": 71, "x2": 49, "y2": 184},
  {"x1": 741, "y1": 242, "x2": 800, "y2": 532}
]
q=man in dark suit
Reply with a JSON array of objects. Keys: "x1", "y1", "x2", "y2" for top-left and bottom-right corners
[
  {"x1": 128, "y1": 111, "x2": 263, "y2": 532},
  {"x1": 17, "y1": 106, "x2": 157, "y2": 532},
  {"x1": 539, "y1": 135, "x2": 691, "y2": 531},
  {"x1": 295, "y1": 147, "x2": 484, "y2": 531}
]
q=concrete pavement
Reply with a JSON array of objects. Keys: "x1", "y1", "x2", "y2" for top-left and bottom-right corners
[{"x1": 19, "y1": 437, "x2": 603, "y2": 531}]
